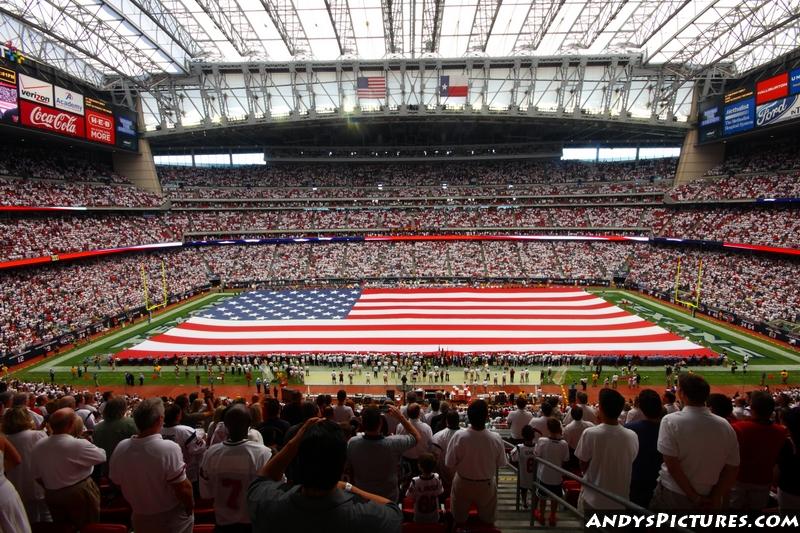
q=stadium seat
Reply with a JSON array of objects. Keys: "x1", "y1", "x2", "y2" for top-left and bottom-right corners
[
  {"x1": 31, "y1": 524, "x2": 77, "y2": 533},
  {"x1": 403, "y1": 523, "x2": 448, "y2": 533},
  {"x1": 81, "y1": 524, "x2": 129, "y2": 533},
  {"x1": 193, "y1": 498, "x2": 216, "y2": 524},
  {"x1": 192, "y1": 525, "x2": 215, "y2": 533}
]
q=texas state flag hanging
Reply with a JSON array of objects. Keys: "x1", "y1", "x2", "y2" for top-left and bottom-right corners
[{"x1": 439, "y1": 75, "x2": 468, "y2": 97}]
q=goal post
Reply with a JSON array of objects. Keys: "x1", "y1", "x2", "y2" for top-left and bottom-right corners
[
  {"x1": 673, "y1": 257, "x2": 702, "y2": 310},
  {"x1": 141, "y1": 260, "x2": 168, "y2": 311}
]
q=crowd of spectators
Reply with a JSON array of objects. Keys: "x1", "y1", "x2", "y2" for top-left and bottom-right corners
[
  {"x1": 0, "y1": 250, "x2": 208, "y2": 357},
  {"x1": 159, "y1": 159, "x2": 676, "y2": 189},
  {"x1": 2, "y1": 370, "x2": 799, "y2": 531},
  {"x1": 627, "y1": 246, "x2": 800, "y2": 323}
]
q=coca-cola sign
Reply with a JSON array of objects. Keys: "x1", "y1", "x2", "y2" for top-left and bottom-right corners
[
  {"x1": 20, "y1": 100, "x2": 84, "y2": 138},
  {"x1": 85, "y1": 109, "x2": 115, "y2": 145}
]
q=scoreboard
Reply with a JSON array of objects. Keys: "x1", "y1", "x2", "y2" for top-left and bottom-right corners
[
  {"x1": 0, "y1": 59, "x2": 138, "y2": 152},
  {"x1": 698, "y1": 67, "x2": 800, "y2": 143}
]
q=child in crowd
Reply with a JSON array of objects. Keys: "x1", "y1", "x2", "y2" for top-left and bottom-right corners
[
  {"x1": 511, "y1": 425, "x2": 538, "y2": 509},
  {"x1": 534, "y1": 417, "x2": 570, "y2": 526},
  {"x1": 405, "y1": 453, "x2": 444, "y2": 523}
]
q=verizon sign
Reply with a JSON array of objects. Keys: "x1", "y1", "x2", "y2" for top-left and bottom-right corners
[
  {"x1": 20, "y1": 100, "x2": 85, "y2": 138},
  {"x1": 86, "y1": 109, "x2": 115, "y2": 145},
  {"x1": 18, "y1": 74, "x2": 53, "y2": 106}
]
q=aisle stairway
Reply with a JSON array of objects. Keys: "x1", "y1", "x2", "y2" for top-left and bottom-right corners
[{"x1": 494, "y1": 468, "x2": 584, "y2": 533}]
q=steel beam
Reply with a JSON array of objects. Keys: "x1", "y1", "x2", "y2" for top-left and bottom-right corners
[
  {"x1": 467, "y1": 0, "x2": 502, "y2": 54},
  {"x1": 260, "y1": 0, "x2": 312, "y2": 57},
  {"x1": 324, "y1": 0, "x2": 358, "y2": 57},
  {"x1": 513, "y1": 1, "x2": 565, "y2": 53}
]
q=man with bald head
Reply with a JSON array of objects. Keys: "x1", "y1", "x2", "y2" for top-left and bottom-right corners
[
  {"x1": 32, "y1": 408, "x2": 106, "y2": 527},
  {"x1": 200, "y1": 403, "x2": 272, "y2": 532},
  {"x1": 110, "y1": 397, "x2": 195, "y2": 533}
]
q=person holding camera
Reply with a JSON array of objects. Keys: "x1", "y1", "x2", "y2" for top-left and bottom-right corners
[{"x1": 346, "y1": 404, "x2": 421, "y2": 502}]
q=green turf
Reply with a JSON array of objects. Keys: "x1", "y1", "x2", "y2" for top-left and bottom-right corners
[{"x1": 10, "y1": 288, "x2": 800, "y2": 389}]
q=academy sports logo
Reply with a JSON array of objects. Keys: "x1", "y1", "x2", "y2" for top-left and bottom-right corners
[
  {"x1": 54, "y1": 86, "x2": 84, "y2": 115},
  {"x1": 18, "y1": 74, "x2": 53, "y2": 106}
]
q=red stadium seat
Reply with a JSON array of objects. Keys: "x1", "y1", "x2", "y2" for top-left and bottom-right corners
[
  {"x1": 403, "y1": 523, "x2": 448, "y2": 533},
  {"x1": 81, "y1": 524, "x2": 129, "y2": 533},
  {"x1": 193, "y1": 498, "x2": 216, "y2": 524},
  {"x1": 192, "y1": 525, "x2": 216, "y2": 533},
  {"x1": 31, "y1": 524, "x2": 77, "y2": 533}
]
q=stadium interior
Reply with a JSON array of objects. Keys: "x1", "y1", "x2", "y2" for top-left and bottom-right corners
[{"x1": 1, "y1": 1, "x2": 800, "y2": 532}]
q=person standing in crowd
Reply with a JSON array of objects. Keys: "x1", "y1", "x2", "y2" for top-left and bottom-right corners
[
  {"x1": 625, "y1": 389, "x2": 664, "y2": 508},
  {"x1": 2, "y1": 406, "x2": 50, "y2": 523},
  {"x1": 510, "y1": 425, "x2": 538, "y2": 510},
  {"x1": 32, "y1": 408, "x2": 106, "y2": 528},
  {"x1": 563, "y1": 405, "x2": 594, "y2": 466},
  {"x1": 397, "y1": 403, "x2": 434, "y2": 476},
  {"x1": 347, "y1": 405, "x2": 419, "y2": 502},
  {"x1": 507, "y1": 397, "x2": 533, "y2": 445},
  {"x1": 248, "y1": 418, "x2": 402, "y2": 531},
  {"x1": 92, "y1": 397, "x2": 138, "y2": 476},
  {"x1": 110, "y1": 398, "x2": 194, "y2": 533},
  {"x1": 564, "y1": 392, "x2": 597, "y2": 425},
  {"x1": 405, "y1": 453, "x2": 443, "y2": 524},
  {"x1": 0, "y1": 432, "x2": 31, "y2": 533},
  {"x1": 730, "y1": 391, "x2": 788, "y2": 510},
  {"x1": 528, "y1": 400, "x2": 559, "y2": 438},
  {"x1": 534, "y1": 418, "x2": 570, "y2": 526},
  {"x1": 777, "y1": 407, "x2": 800, "y2": 511},
  {"x1": 200, "y1": 404, "x2": 272, "y2": 533},
  {"x1": 446, "y1": 399, "x2": 507, "y2": 526},
  {"x1": 161, "y1": 403, "x2": 207, "y2": 495},
  {"x1": 575, "y1": 388, "x2": 639, "y2": 511},
  {"x1": 651, "y1": 374, "x2": 740, "y2": 510},
  {"x1": 430, "y1": 410, "x2": 462, "y2": 501},
  {"x1": 333, "y1": 390, "x2": 354, "y2": 424},
  {"x1": 256, "y1": 397, "x2": 290, "y2": 448}
]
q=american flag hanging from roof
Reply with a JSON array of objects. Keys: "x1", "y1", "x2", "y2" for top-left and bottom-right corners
[
  {"x1": 357, "y1": 76, "x2": 386, "y2": 98},
  {"x1": 115, "y1": 288, "x2": 713, "y2": 358}
]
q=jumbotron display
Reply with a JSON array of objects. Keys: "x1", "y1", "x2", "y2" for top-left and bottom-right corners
[
  {"x1": 699, "y1": 66, "x2": 800, "y2": 142},
  {"x1": 0, "y1": 59, "x2": 138, "y2": 151}
]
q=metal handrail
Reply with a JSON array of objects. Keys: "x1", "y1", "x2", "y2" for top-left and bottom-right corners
[{"x1": 501, "y1": 438, "x2": 694, "y2": 532}]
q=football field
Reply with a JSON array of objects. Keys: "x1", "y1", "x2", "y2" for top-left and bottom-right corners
[{"x1": 10, "y1": 288, "x2": 800, "y2": 390}]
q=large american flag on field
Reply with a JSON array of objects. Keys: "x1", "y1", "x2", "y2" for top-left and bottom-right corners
[
  {"x1": 116, "y1": 288, "x2": 713, "y2": 358},
  {"x1": 356, "y1": 76, "x2": 386, "y2": 98}
]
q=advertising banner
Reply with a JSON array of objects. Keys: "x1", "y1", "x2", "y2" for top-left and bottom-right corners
[
  {"x1": 723, "y1": 97, "x2": 755, "y2": 135},
  {"x1": 85, "y1": 109, "x2": 115, "y2": 145},
  {"x1": 0, "y1": 66, "x2": 18, "y2": 124},
  {"x1": 54, "y1": 86, "x2": 84, "y2": 115},
  {"x1": 756, "y1": 95, "x2": 800, "y2": 128},
  {"x1": 115, "y1": 107, "x2": 138, "y2": 151},
  {"x1": 19, "y1": 100, "x2": 85, "y2": 138},
  {"x1": 755, "y1": 73, "x2": 789, "y2": 105},
  {"x1": 723, "y1": 86, "x2": 754, "y2": 105},
  {"x1": 17, "y1": 73, "x2": 53, "y2": 106},
  {"x1": 790, "y1": 68, "x2": 800, "y2": 96},
  {"x1": 85, "y1": 97, "x2": 112, "y2": 114}
]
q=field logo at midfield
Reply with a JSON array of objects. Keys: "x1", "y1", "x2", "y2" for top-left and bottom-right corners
[{"x1": 627, "y1": 303, "x2": 764, "y2": 359}]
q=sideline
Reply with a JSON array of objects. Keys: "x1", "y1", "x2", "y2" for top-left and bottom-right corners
[
  {"x1": 605, "y1": 290, "x2": 800, "y2": 363},
  {"x1": 24, "y1": 293, "x2": 232, "y2": 371}
]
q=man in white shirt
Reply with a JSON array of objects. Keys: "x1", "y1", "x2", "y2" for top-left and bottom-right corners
[
  {"x1": 563, "y1": 405, "x2": 594, "y2": 452},
  {"x1": 575, "y1": 389, "x2": 639, "y2": 511},
  {"x1": 397, "y1": 403, "x2": 434, "y2": 470},
  {"x1": 32, "y1": 408, "x2": 106, "y2": 528},
  {"x1": 650, "y1": 374, "x2": 740, "y2": 510},
  {"x1": 200, "y1": 404, "x2": 271, "y2": 532},
  {"x1": 110, "y1": 398, "x2": 194, "y2": 533},
  {"x1": 529, "y1": 400, "x2": 560, "y2": 438},
  {"x1": 445, "y1": 399, "x2": 507, "y2": 526},
  {"x1": 332, "y1": 390, "x2": 354, "y2": 424},
  {"x1": 507, "y1": 397, "x2": 533, "y2": 444},
  {"x1": 430, "y1": 411, "x2": 462, "y2": 499},
  {"x1": 563, "y1": 392, "x2": 597, "y2": 425},
  {"x1": 162, "y1": 403, "x2": 207, "y2": 493}
]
